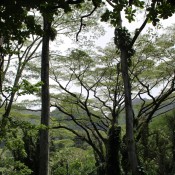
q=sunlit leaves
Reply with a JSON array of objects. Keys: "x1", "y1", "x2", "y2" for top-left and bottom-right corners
[
  {"x1": 101, "y1": 9, "x2": 110, "y2": 22},
  {"x1": 125, "y1": 7, "x2": 136, "y2": 23},
  {"x1": 0, "y1": 118, "x2": 39, "y2": 175},
  {"x1": 133, "y1": 0, "x2": 144, "y2": 8},
  {"x1": 0, "y1": 2, "x2": 42, "y2": 46},
  {"x1": 18, "y1": 80, "x2": 43, "y2": 96},
  {"x1": 101, "y1": 0, "x2": 145, "y2": 26},
  {"x1": 147, "y1": 0, "x2": 175, "y2": 26},
  {"x1": 101, "y1": 0, "x2": 175, "y2": 27},
  {"x1": 131, "y1": 25, "x2": 175, "y2": 91}
]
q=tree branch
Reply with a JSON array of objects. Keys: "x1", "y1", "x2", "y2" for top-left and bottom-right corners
[
  {"x1": 76, "y1": 5, "x2": 97, "y2": 41},
  {"x1": 131, "y1": 18, "x2": 148, "y2": 47}
]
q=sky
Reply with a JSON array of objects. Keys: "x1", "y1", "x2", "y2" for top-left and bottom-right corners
[
  {"x1": 94, "y1": 14, "x2": 175, "y2": 99},
  {"x1": 96, "y1": 14, "x2": 175, "y2": 48},
  {"x1": 17, "y1": 12, "x2": 175, "y2": 104}
]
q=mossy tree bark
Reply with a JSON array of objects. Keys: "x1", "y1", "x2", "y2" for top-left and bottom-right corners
[
  {"x1": 39, "y1": 14, "x2": 51, "y2": 175},
  {"x1": 105, "y1": 125, "x2": 121, "y2": 175},
  {"x1": 114, "y1": 25, "x2": 140, "y2": 174},
  {"x1": 120, "y1": 47, "x2": 139, "y2": 175}
]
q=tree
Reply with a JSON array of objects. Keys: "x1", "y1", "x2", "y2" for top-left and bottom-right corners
[
  {"x1": 39, "y1": 12, "x2": 51, "y2": 175},
  {"x1": 38, "y1": 1, "x2": 100, "y2": 174},
  {"x1": 50, "y1": 25, "x2": 175, "y2": 174},
  {"x1": 0, "y1": 1, "x2": 44, "y2": 135},
  {"x1": 100, "y1": 0, "x2": 175, "y2": 174},
  {"x1": 0, "y1": 1, "x2": 43, "y2": 53},
  {"x1": 0, "y1": 109, "x2": 40, "y2": 175},
  {"x1": 5, "y1": 3, "x2": 103, "y2": 173},
  {"x1": 49, "y1": 46, "x2": 131, "y2": 174},
  {"x1": 0, "y1": 34, "x2": 42, "y2": 136},
  {"x1": 49, "y1": 127, "x2": 96, "y2": 175}
]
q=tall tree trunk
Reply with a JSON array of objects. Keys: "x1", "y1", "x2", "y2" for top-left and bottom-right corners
[
  {"x1": 96, "y1": 162, "x2": 105, "y2": 175},
  {"x1": 171, "y1": 127, "x2": 175, "y2": 174},
  {"x1": 113, "y1": 10, "x2": 140, "y2": 173},
  {"x1": 94, "y1": 150, "x2": 106, "y2": 175},
  {"x1": 1, "y1": 58, "x2": 24, "y2": 136},
  {"x1": 167, "y1": 114, "x2": 175, "y2": 174},
  {"x1": 120, "y1": 47, "x2": 139, "y2": 175},
  {"x1": 105, "y1": 125, "x2": 121, "y2": 175},
  {"x1": 39, "y1": 15, "x2": 51, "y2": 175},
  {"x1": 0, "y1": 36, "x2": 3, "y2": 99},
  {"x1": 141, "y1": 123, "x2": 149, "y2": 160}
]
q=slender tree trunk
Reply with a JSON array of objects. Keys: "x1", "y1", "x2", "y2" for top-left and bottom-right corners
[
  {"x1": 39, "y1": 15, "x2": 51, "y2": 175},
  {"x1": 1, "y1": 60, "x2": 24, "y2": 136},
  {"x1": 167, "y1": 115, "x2": 175, "y2": 174},
  {"x1": 94, "y1": 150, "x2": 106, "y2": 175},
  {"x1": 105, "y1": 125, "x2": 121, "y2": 175},
  {"x1": 141, "y1": 123, "x2": 149, "y2": 160},
  {"x1": 96, "y1": 162, "x2": 105, "y2": 175},
  {"x1": 121, "y1": 135, "x2": 129, "y2": 175},
  {"x1": 0, "y1": 36, "x2": 3, "y2": 98},
  {"x1": 113, "y1": 11, "x2": 140, "y2": 173},
  {"x1": 120, "y1": 48, "x2": 139, "y2": 175},
  {"x1": 171, "y1": 128, "x2": 175, "y2": 174}
]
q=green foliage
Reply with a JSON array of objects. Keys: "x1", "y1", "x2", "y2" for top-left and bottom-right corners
[
  {"x1": 101, "y1": 9, "x2": 110, "y2": 23},
  {"x1": 0, "y1": 107, "x2": 97, "y2": 175},
  {"x1": 100, "y1": 0, "x2": 175, "y2": 28},
  {"x1": 125, "y1": 7, "x2": 136, "y2": 23},
  {"x1": 50, "y1": 147, "x2": 96, "y2": 175},
  {"x1": 0, "y1": 2, "x2": 42, "y2": 47},
  {"x1": 137, "y1": 111, "x2": 175, "y2": 174},
  {"x1": 0, "y1": 0, "x2": 89, "y2": 55},
  {"x1": 147, "y1": 0, "x2": 175, "y2": 26},
  {"x1": 114, "y1": 27, "x2": 135, "y2": 57},
  {"x1": 0, "y1": 116, "x2": 39, "y2": 175},
  {"x1": 4, "y1": 80, "x2": 43, "y2": 96},
  {"x1": 18, "y1": 80, "x2": 43, "y2": 96},
  {"x1": 0, "y1": 159, "x2": 32, "y2": 175},
  {"x1": 49, "y1": 123, "x2": 96, "y2": 175},
  {"x1": 101, "y1": 0, "x2": 145, "y2": 25}
]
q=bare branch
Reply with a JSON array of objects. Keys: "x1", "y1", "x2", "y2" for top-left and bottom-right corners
[
  {"x1": 106, "y1": 0, "x2": 115, "y2": 8},
  {"x1": 131, "y1": 17, "x2": 148, "y2": 47},
  {"x1": 76, "y1": 5, "x2": 97, "y2": 41}
]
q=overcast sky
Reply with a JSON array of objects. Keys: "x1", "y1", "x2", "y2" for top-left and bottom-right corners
[{"x1": 96, "y1": 14, "x2": 175, "y2": 48}]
